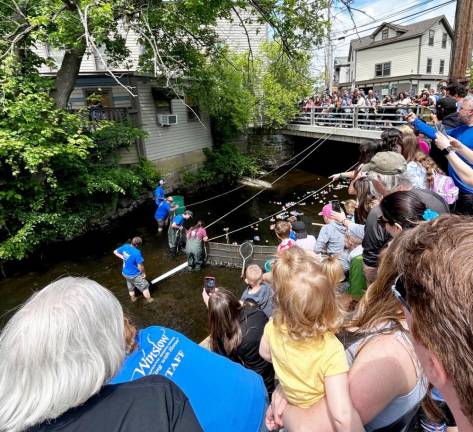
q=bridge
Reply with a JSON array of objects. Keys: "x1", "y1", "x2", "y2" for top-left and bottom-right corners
[{"x1": 282, "y1": 105, "x2": 425, "y2": 144}]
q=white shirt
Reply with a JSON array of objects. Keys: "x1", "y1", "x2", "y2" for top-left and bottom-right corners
[{"x1": 295, "y1": 235, "x2": 316, "y2": 251}]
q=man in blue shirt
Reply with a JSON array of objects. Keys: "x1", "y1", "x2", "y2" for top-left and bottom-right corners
[
  {"x1": 155, "y1": 196, "x2": 178, "y2": 233},
  {"x1": 168, "y1": 210, "x2": 193, "y2": 254},
  {"x1": 110, "y1": 325, "x2": 267, "y2": 432},
  {"x1": 113, "y1": 237, "x2": 154, "y2": 303},
  {"x1": 409, "y1": 96, "x2": 473, "y2": 215},
  {"x1": 154, "y1": 179, "x2": 166, "y2": 205}
]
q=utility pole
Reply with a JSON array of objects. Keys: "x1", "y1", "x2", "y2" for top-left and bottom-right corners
[
  {"x1": 325, "y1": 0, "x2": 333, "y2": 94},
  {"x1": 449, "y1": 0, "x2": 473, "y2": 83}
]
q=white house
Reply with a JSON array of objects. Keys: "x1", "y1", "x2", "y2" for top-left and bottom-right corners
[
  {"x1": 33, "y1": 10, "x2": 268, "y2": 179},
  {"x1": 339, "y1": 15, "x2": 454, "y2": 96},
  {"x1": 334, "y1": 56, "x2": 350, "y2": 86}
]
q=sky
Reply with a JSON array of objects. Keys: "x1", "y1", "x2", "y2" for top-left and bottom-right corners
[{"x1": 311, "y1": 0, "x2": 457, "y2": 75}]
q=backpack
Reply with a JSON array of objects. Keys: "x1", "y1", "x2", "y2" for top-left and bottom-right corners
[{"x1": 431, "y1": 172, "x2": 459, "y2": 205}]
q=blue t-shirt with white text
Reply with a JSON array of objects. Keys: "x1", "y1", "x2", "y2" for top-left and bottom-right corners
[
  {"x1": 115, "y1": 244, "x2": 144, "y2": 277},
  {"x1": 110, "y1": 326, "x2": 266, "y2": 432}
]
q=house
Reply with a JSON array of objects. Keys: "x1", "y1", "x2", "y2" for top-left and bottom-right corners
[
  {"x1": 34, "y1": 10, "x2": 268, "y2": 180},
  {"x1": 334, "y1": 56, "x2": 350, "y2": 86},
  {"x1": 339, "y1": 15, "x2": 453, "y2": 96}
]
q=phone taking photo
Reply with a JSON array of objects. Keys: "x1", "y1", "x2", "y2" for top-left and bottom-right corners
[
  {"x1": 331, "y1": 200, "x2": 341, "y2": 213},
  {"x1": 204, "y1": 276, "x2": 216, "y2": 295}
]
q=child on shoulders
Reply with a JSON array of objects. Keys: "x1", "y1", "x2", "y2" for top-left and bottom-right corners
[
  {"x1": 275, "y1": 221, "x2": 295, "y2": 254},
  {"x1": 259, "y1": 247, "x2": 364, "y2": 432},
  {"x1": 241, "y1": 264, "x2": 273, "y2": 318}
]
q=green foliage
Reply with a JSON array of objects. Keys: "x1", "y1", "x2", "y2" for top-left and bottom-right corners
[
  {"x1": 0, "y1": 58, "x2": 157, "y2": 262},
  {"x1": 182, "y1": 144, "x2": 258, "y2": 187}
]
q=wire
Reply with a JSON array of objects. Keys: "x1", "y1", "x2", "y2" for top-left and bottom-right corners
[
  {"x1": 205, "y1": 134, "x2": 332, "y2": 230},
  {"x1": 185, "y1": 134, "x2": 329, "y2": 208},
  {"x1": 208, "y1": 161, "x2": 360, "y2": 242}
]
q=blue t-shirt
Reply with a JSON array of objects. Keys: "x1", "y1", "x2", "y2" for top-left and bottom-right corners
[
  {"x1": 173, "y1": 214, "x2": 184, "y2": 226},
  {"x1": 115, "y1": 244, "x2": 144, "y2": 277},
  {"x1": 110, "y1": 326, "x2": 266, "y2": 432},
  {"x1": 289, "y1": 230, "x2": 296, "y2": 241},
  {"x1": 154, "y1": 186, "x2": 165, "y2": 204},
  {"x1": 413, "y1": 119, "x2": 473, "y2": 193},
  {"x1": 155, "y1": 201, "x2": 171, "y2": 221}
]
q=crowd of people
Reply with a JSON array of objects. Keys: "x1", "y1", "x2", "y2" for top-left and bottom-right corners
[
  {"x1": 301, "y1": 82, "x2": 470, "y2": 112},
  {"x1": 1, "y1": 84, "x2": 473, "y2": 432}
]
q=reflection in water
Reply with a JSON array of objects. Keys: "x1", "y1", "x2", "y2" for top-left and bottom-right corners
[{"x1": 0, "y1": 167, "x2": 350, "y2": 342}]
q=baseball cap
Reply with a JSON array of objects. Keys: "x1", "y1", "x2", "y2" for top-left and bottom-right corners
[
  {"x1": 159, "y1": 179, "x2": 166, "y2": 185},
  {"x1": 362, "y1": 151, "x2": 407, "y2": 175},
  {"x1": 292, "y1": 221, "x2": 308, "y2": 239},
  {"x1": 318, "y1": 203, "x2": 333, "y2": 218},
  {"x1": 185, "y1": 210, "x2": 193, "y2": 217}
]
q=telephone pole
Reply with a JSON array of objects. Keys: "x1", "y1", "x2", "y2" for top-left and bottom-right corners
[{"x1": 449, "y1": 0, "x2": 473, "y2": 83}]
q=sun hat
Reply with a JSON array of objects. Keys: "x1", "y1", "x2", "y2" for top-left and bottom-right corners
[{"x1": 362, "y1": 151, "x2": 407, "y2": 175}]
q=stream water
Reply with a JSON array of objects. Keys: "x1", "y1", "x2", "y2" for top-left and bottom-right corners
[{"x1": 0, "y1": 139, "x2": 359, "y2": 342}]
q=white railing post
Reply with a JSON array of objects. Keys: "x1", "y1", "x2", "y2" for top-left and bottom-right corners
[
  {"x1": 310, "y1": 108, "x2": 315, "y2": 126},
  {"x1": 353, "y1": 106, "x2": 358, "y2": 128}
]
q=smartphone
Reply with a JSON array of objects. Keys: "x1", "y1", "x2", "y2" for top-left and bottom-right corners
[
  {"x1": 331, "y1": 200, "x2": 341, "y2": 213},
  {"x1": 204, "y1": 276, "x2": 216, "y2": 295}
]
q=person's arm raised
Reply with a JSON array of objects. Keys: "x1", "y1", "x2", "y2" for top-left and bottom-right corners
[
  {"x1": 436, "y1": 134, "x2": 473, "y2": 187},
  {"x1": 258, "y1": 333, "x2": 272, "y2": 363}
]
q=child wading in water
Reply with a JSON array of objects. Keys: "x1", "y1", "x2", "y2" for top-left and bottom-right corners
[{"x1": 259, "y1": 247, "x2": 364, "y2": 431}]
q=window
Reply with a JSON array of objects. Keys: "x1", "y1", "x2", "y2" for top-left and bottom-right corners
[
  {"x1": 152, "y1": 87, "x2": 173, "y2": 114},
  {"x1": 425, "y1": 84, "x2": 431, "y2": 90},
  {"x1": 442, "y1": 33, "x2": 447, "y2": 48},
  {"x1": 382, "y1": 28, "x2": 389, "y2": 40},
  {"x1": 428, "y1": 30, "x2": 435, "y2": 46},
  {"x1": 439, "y1": 59, "x2": 445, "y2": 75},
  {"x1": 185, "y1": 95, "x2": 200, "y2": 121},
  {"x1": 426, "y1": 58, "x2": 432, "y2": 73},
  {"x1": 375, "y1": 62, "x2": 391, "y2": 77}
]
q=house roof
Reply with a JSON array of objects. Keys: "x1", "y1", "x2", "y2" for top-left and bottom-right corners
[{"x1": 349, "y1": 15, "x2": 453, "y2": 54}]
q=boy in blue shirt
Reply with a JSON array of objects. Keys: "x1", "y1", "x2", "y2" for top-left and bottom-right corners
[
  {"x1": 113, "y1": 237, "x2": 154, "y2": 303},
  {"x1": 153, "y1": 179, "x2": 166, "y2": 205},
  {"x1": 169, "y1": 210, "x2": 193, "y2": 254},
  {"x1": 155, "y1": 196, "x2": 178, "y2": 233}
]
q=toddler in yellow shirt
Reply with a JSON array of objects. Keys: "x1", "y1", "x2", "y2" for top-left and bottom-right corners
[{"x1": 259, "y1": 247, "x2": 364, "y2": 432}]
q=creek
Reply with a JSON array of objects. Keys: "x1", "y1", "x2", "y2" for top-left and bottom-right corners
[{"x1": 0, "y1": 138, "x2": 359, "y2": 342}]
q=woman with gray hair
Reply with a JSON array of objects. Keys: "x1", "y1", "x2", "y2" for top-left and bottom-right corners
[{"x1": 0, "y1": 277, "x2": 201, "y2": 432}]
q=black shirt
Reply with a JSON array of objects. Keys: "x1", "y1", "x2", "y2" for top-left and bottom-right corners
[
  {"x1": 216, "y1": 303, "x2": 275, "y2": 395},
  {"x1": 31, "y1": 376, "x2": 202, "y2": 432},
  {"x1": 362, "y1": 189, "x2": 449, "y2": 267}
]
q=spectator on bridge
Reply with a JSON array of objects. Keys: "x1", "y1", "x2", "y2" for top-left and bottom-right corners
[
  {"x1": 393, "y1": 214, "x2": 473, "y2": 431},
  {"x1": 304, "y1": 97, "x2": 315, "y2": 112},
  {"x1": 0, "y1": 277, "x2": 202, "y2": 431},
  {"x1": 206, "y1": 288, "x2": 275, "y2": 395},
  {"x1": 408, "y1": 95, "x2": 473, "y2": 215},
  {"x1": 265, "y1": 237, "x2": 428, "y2": 432},
  {"x1": 367, "y1": 89, "x2": 379, "y2": 107},
  {"x1": 397, "y1": 92, "x2": 412, "y2": 106}
]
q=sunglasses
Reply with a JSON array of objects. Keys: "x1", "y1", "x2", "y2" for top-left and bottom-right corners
[{"x1": 391, "y1": 274, "x2": 411, "y2": 312}]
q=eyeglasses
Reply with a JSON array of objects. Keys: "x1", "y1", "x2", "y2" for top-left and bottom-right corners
[{"x1": 391, "y1": 274, "x2": 411, "y2": 313}]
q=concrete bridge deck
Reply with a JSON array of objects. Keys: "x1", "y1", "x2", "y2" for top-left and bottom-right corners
[{"x1": 282, "y1": 124, "x2": 382, "y2": 144}]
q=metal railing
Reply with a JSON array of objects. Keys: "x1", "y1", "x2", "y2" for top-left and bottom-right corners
[{"x1": 291, "y1": 105, "x2": 425, "y2": 130}]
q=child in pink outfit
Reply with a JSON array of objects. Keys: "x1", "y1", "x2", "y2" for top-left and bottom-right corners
[{"x1": 275, "y1": 221, "x2": 295, "y2": 254}]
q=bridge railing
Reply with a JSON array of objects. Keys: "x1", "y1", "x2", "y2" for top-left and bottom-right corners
[{"x1": 291, "y1": 105, "x2": 423, "y2": 130}]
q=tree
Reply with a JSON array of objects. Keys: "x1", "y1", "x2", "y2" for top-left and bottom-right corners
[{"x1": 0, "y1": 1, "x2": 329, "y2": 108}]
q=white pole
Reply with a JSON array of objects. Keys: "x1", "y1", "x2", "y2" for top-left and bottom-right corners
[{"x1": 151, "y1": 262, "x2": 188, "y2": 285}]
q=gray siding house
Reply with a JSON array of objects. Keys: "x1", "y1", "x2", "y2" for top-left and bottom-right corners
[{"x1": 35, "y1": 10, "x2": 268, "y2": 181}]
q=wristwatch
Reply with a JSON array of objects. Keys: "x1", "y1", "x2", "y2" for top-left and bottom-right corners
[{"x1": 441, "y1": 146, "x2": 455, "y2": 156}]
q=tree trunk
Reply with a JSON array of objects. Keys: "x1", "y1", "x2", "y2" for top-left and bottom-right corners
[
  {"x1": 51, "y1": 41, "x2": 86, "y2": 109},
  {"x1": 449, "y1": 0, "x2": 473, "y2": 83}
]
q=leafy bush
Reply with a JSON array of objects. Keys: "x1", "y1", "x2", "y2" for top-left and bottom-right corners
[
  {"x1": 182, "y1": 144, "x2": 258, "y2": 188},
  {"x1": 0, "y1": 57, "x2": 158, "y2": 262}
]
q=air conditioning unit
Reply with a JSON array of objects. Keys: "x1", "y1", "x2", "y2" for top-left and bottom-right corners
[{"x1": 157, "y1": 114, "x2": 178, "y2": 126}]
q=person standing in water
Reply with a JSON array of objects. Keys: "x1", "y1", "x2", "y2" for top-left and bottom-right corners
[
  {"x1": 113, "y1": 237, "x2": 154, "y2": 304},
  {"x1": 186, "y1": 220, "x2": 208, "y2": 271}
]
